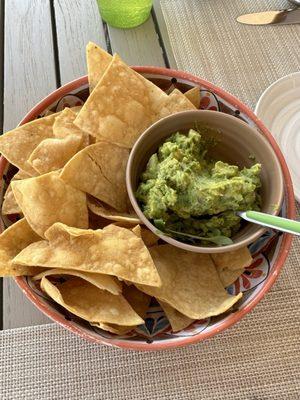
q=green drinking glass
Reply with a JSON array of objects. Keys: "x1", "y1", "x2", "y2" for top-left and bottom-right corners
[{"x1": 97, "y1": 0, "x2": 153, "y2": 29}]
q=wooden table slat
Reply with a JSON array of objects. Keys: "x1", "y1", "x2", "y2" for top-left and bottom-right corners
[
  {"x1": 2, "y1": 0, "x2": 58, "y2": 328},
  {"x1": 4, "y1": 0, "x2": 57, "y2": 130},
  {"x1": 54, "y1": 0, "x2": 107, "y2": 84},
  {"x1": 107, "y1": 16, "x2": 165, "y2": 67}
]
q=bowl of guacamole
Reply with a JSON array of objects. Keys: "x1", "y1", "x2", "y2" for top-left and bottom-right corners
[{"x1": 126, "y1": 110, "x2": 284, "y2": 253}]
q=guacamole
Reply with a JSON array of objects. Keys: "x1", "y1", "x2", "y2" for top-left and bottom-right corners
[{"x1": 136, "y1": 129, "x2": 261, "y2": 246}]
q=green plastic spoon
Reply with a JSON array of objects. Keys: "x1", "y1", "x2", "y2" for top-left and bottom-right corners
[{"x1": 238, "y1": 211, "x2": 300, "y2": 236}]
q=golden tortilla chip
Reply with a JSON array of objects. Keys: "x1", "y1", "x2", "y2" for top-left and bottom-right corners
[
  {"x1": 87, "y1": 197, "x2": 140, "y2": 224},
  {"x1": 13, "y1": 170, "x2": 32, "y2": 180},
  {"x1": 2, "y1": 184, "x2": 21, "y2": 215},
  {"x1": 218, "y1": 267, "x2": 244, "y2": 288},
  {"x1": 159, "y1": 301, "x2": 194, "y2": 332},
  {"x1": 13, "y1": 223, "x2": 161, "y2": 286},
  {"x1": 91, "y1": 322, "x2": 134, "y2": 335},
  {"x1": 123, "y1": 284, "x2": 151, "y2": 319},
  {"x1": 86, "y1": 42, "x2": 113, "y2": 92},
  {"x1": 33, "y1": 268, "x2": 122, "y2": 295},
  {"x1": 131, "y1": 224, "x2": 141, "y2": 237},
  {"x1": 113, "y1": 221, "x2": 138, "y2": 230},
  {"x1": 60, "y1": 141, "x2": 129, "y2": 212},
  {"x1": 211, "y1": 247, "x2": 252, "y2": 271},
  {"x1": 0, "y1": 219, "x2": 42, "y2": 277},
  {"x1": 53, "y1": 107, "x2": 88, "y2": 147},
  {"x1": 28, "y1": 136, "x2": 82, "y2": 174},
  {"x1": 90, "y1": 322, "x2": 123, "y2": 334},
  {"x1": 0, "y1": 112, "x2": 60, "y2": 175},
  {"x1": 140, "y1": 227, "x2": 159, "y2": 247},
  {"x1": 41, "y1": 277, "x2": 143, "y2": 326},
  {"x1": 92, "y1": 285, "x2": 150, "y2": 335},
  {"x1": 43, "y1": 110, "x2": 54, "y2": 117},
  {"x1": 11, "y1": 171, "x2": 88, "y2": 237},
  {"x1": 160, "y1": 89, "x2": 196, "y2": 118},
  {"x1": 131, "y1": 225, "x2": 158, "y2": 247},
  {"x1": 52, "y1": 108, "x2": 81, "y2": 138},
  {"x1": 136, "y1": 245, "x2": 242, "y2": 319},
  {"x1": 74, "y1": 54, "x2": 170, "y2": 148},
  {"x1": 28, "y1": 108, "x2": 88, "y2": 174},
  {"x1": 184, "y1": 87, "x2": 201, "y2": 109},
  {"x1": 2, "y1": 169, "x2": 32, "y2": 215},
  {"x1": 71, "y1": 106, "x2": 83, "y2": 114}
]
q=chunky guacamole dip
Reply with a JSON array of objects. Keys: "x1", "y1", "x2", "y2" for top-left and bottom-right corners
[{"x1": 136, "y1": 129, "x2": 261, "y2": 246}]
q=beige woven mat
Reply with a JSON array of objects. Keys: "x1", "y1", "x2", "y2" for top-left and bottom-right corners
[
  {"x1": 1, "y1": 236, "x2": 300, "y2": 400},
  {"x1": 161, "y1": 0, "x2": 300, "y2": 109}
]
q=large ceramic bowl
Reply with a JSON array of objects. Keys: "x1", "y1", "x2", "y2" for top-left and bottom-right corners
[{"x1": 0, "y1": 67, "x2": 295, "y2": 351}]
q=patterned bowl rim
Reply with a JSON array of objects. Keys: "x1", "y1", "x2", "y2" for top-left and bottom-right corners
[{"x1": 0, "y1": 67, "x2": 295, "y2": 351}]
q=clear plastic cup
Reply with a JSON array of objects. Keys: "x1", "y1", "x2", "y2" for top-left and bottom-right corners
[{"x1": 97, "y1": 0, "x2": 153, "y2": 29}]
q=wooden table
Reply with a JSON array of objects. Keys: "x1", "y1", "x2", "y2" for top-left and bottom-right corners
[{"x1": 0, "y1": 0, "x2": 176, "y2": 329}]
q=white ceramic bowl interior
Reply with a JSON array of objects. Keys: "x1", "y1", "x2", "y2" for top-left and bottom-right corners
[{"x1": 255, "y1": 72, "x2": 300, "y2": 202}]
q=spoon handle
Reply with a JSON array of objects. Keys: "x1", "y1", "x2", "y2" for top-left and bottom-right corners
[{"x1": 239, "y1": 211, "x2": 300, "y2": 236}]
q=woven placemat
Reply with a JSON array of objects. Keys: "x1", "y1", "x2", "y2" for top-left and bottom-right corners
[
  {"x1": 161, "y1": 0, "x2": 300, "y2": 109},
  {"x1": 1, "y1": 234, "x2": 300, "y2": 400}
]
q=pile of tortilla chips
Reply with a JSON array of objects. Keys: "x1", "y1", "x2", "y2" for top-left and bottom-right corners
[{"x1": 0, "y1": 43, "x2": 251, "y2": 335}]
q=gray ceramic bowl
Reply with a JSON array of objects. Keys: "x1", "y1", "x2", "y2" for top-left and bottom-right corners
[{"x1": 126, "y1": 110, "x2": 284, "y2": 253}]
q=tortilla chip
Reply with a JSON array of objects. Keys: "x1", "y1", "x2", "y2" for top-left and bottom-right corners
[
  {"x1": 87, "y1": 197, "x2": 140, "y2": 224},
  {"x1": 140, "y1": 227, "x2": 159, "y2": 247},
  {"x1": 53, "y1": 107, "x2": 88, "y2": 147},
  {"x1": 33, "y1": 268, "x2": 122, "y2": 295},
  {"x1": 218, "y1": 267, "x2": 244, "y2": 288},
  {"x1": 2, "y1": 184, "x2": 21, "y2": 215},
  {"x1": 13, "y1": 170, "x2": 32, "y2": 180},
  {"x1": 91, "y1": 285, "x2": 150, "y2": 335},
  {"x1": 75, "y1": 55, "x2": 196, "y2": 148},
  {"x1": 13, "y1": 223, "x2": 161, "y2": 286},
  {"x1": 160, "y1": 89, "x2": 196, "y2": 118},
  {"x1": 28, "y1": 108, "x2": 88, "y2": 174},
  {"x1": 74, "y1": 54, "x2": 169, "y2": 148},
  {"x1": 91, "y1": 322, "x2": 134, "y2": 335},
  {"x1": 41, "y1": 277, "x2": 143, "y2": 326},
  {"x1": 60, "y1": 141, "x2": 129, "y2": 212},
  {"x1": 0, "y1": 112, "x2": 60, "y2": 175},
  {"x1": 70, "y1": 105, "x2": 83, "y2": 114},
  {"x1": 2, "y1": 169, "x2": 32, "y2": 215},
  {"x1": 159, "y1": 301, "x2": 194, "y2": 332},
  {"x1": 131, "y1": 225, "x2": 141, "y2": 237},
  {"x1": 0, "y1": 219, "x2": 42, "y2": 277},
  {"x1": 184, "y1": 87, "x2": 201, "y2": 109},
  {"x1": 136, "y1": 245, "x2": 242, "y2": 319},
  {"x1": 123, "y1": 284, "x2": 151, "y2": 319},
  {"x1": 43, "y1": 110, "x2": 54, "y2": 117},
  {"x1": 131, "y1": 225, "x2": 158, "y2": 247},
  {"x1": 113, "y1": 221, "x2": 138, "y2": 230},
  {"x1": 28, "y1": 135, "x2": 82, "y2": 174},
  {"x1": 211, "y1": 247, "x2": 253, "y2": 271},
  {"x1": 86, "y1": 42, "x2": 113, "y2": 92},
  {"x1": 11, "y1": 171, "x2": 88, "y2": 237},
  {"x1": 118, "y1": 223, "x2": 158, "y2": 247},
  {"x1": 52, "y1": 108, "x2": 81, "y2": 138}
]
